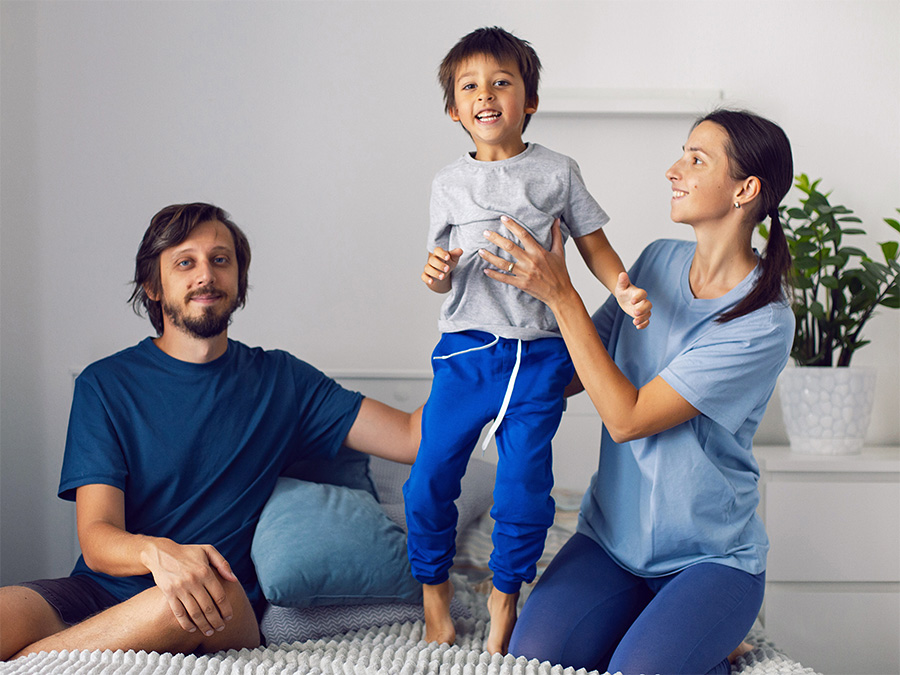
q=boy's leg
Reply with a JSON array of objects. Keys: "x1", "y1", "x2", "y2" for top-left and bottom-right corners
[
  {"x1": 404, "y1": 332, "x2": 502, "y2": 644},
  {"x1": 0, "y1": 586, "x2": 67, "y2": 660},
  {"x1": 609, "y1": 563, "x2": 765, "y2": 675},
  {"x1": 486, "y1": 338, "x2": 573, "y2": 654},
  {"x1": 9, "y1": 573, "x2": 260, "y2": 660}
]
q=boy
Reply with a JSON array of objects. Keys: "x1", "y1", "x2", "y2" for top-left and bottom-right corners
[{"x1": 404, "y1": 27, "x2": 650, "y2": 655}]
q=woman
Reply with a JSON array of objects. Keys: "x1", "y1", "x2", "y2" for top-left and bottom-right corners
[{"x1": 479, "y1": 109, "x2": 795, "y2": 675}]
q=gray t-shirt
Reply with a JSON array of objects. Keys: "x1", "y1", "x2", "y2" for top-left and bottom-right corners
[{"x1": 429, "y1": 143, "x2": 609, "y2": 339}]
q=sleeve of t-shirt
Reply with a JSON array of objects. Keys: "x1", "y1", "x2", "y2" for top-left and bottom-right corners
[
  {"x1": 561, "y1": 157, "x2": 609, "y2": 238},
  {"x1": 427, "y1": 174, "x2": 452, "y2": 253},
  {"x1": 58, "y1": 372, "x2": 129, "y2": 502},
  {"x1": 660, "y1": 307, "x2": 792, "y2": 434},
  {"x1": 288, "y1": 355, "x2": 365, "y2": 460}
]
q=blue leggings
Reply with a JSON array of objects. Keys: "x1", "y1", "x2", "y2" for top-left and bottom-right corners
[
  {"x1": 404, "y1": 331, "x2": 573, "y2": 594},
  {"x1": 509, "y1": 533, "x2": 765, "y2": 675}
]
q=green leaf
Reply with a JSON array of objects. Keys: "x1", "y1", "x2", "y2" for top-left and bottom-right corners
[
  {"x1": 838, "y1": 246, "x2": 868, "y2": 258},
  {"x1": 786, "y1": 207, "x2": 808, "y2": 220},
  {"x1": 881, "y1": 241, "x2": 899, "y2": 262},
  {"x1": 862, "y1": 260, "x2": 888, "y2": 282},
  {"x1": 881, "y1": 296, "x2": 900, "y2": 309},
  {"x1": 795, "y1": 256, "x2": 821, "y2": 271},
  {"x1": 885, "y1": 217, "x2": 900, "y2": 234},
  {"x1": 809, "y1": 301, "x2": 826, "y2": 320},
  {"x1": 820, "y1": 275, "x2": 839, "y2": 289},
  {"x1": 839, "y1": 227, "x2": 866, "y2": 235}
]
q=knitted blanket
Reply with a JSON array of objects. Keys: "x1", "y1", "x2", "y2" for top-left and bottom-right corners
[{"x1": 0, "y1": 577, "x2": 819, "y2": 675}]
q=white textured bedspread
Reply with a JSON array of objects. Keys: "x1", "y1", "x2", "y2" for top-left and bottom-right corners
[{"x1": 0, "y1": 578, "x2": 819, "y2": 675}]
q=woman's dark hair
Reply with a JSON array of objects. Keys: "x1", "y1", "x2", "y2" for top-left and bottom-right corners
[
  {"x1": 696, "y1": 109, "x2": 794, "y2": 322},
  {"x1": 129, "y1": 203, "x2": 251, "y2": 335}
]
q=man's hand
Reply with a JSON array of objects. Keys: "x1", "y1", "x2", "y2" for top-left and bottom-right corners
[
  {"x1": 422, "y1": 247, "x2": 463, "y2": 293},
  {"x1": 614, "y1": 272, "x2": 652, "y2": 330},
  {"x1": 141, "y1": 539, "x2": 238, "y2": 636}
]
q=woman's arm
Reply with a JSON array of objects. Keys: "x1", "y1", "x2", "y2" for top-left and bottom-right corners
[{"x1": 481, "y1": 217, "x2": 698, "y2": 442}]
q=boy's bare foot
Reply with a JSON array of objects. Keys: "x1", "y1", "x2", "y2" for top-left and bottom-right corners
[
  {"x1": 422, "y1": 580, "x2": 455, "y2": 646},
  {"x1": 728, "y1": 641, "x2": 753, "y2": 662},
  {"x1": 485, "y1": 586, "x2": 519, "y2": 655}
]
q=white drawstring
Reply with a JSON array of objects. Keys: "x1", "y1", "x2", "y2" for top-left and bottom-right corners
[{"x1": 481, "y1": 338, "x2": 522, "y2": 452}]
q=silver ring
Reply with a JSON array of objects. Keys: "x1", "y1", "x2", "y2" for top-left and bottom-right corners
[{"x1": 507, "y1": 262, "x2": 515, "y2": 273}]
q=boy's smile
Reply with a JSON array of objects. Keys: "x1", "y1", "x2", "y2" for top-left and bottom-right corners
[{"x1": 449, "y1": 54, "x2": 537, "y2": 161}]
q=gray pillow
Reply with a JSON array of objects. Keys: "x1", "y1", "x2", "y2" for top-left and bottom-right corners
[{"x1": 369, "y1": 455, "x2": 496, "y2": 533}]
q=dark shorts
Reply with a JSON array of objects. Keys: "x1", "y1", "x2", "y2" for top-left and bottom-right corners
[{"x1": 19, "y1": 575, "x2": 119, "y2": 626}]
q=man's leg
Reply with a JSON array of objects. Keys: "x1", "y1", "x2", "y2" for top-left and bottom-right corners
[
  {"x1": 9, "y1": 575, "x2": 260, "y2": 660},
  {"x1": 0, "y1": 586, "x2": 68, "y2": 660}
]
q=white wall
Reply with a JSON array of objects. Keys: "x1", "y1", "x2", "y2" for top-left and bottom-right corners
[{"x1": 2, "y1": 0, "x2": 898, "y2": 585}]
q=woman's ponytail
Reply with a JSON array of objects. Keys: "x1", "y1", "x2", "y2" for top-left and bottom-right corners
[{"x1": 697, "y1": 109, "x2": 794, "y2": 323}]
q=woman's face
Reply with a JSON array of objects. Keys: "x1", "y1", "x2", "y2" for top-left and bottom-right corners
[{"x1": 666, "y1": 121, "x2": 742, "y2": 227}]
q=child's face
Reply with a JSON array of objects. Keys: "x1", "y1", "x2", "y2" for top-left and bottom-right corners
[{"x1": 449, "y1": 54, "x2": 537, "y2": 161}]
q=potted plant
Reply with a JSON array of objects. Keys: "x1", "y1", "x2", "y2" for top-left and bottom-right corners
[{"x1": 759, "y1": 174, "x2": 900, "y2": 454}]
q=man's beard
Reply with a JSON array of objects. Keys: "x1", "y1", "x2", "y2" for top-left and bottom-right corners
[{"x1": 161, "y1": 288, "x2": 238, "y2": 339}]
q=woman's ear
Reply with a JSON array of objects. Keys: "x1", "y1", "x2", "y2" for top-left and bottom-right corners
[{"x1": 735, "y1": 176, "x2": 761, "y2": 209}]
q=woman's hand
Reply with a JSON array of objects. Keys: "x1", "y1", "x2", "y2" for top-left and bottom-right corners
[{"x1": 480, "y1": 216, "x2": 576, "y2": 310}]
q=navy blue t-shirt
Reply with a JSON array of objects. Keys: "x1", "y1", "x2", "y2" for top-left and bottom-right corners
[{"x1": 59, "y1": 337, "x2": 364, "y2": 611}]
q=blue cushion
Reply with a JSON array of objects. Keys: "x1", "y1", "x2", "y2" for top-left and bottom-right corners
[
  {"x1": 251, "y1": 477, "x2": 421, "y2": 607},
  {"x1": 281, "y1": 445, "x2": 376, "y2": 497}
]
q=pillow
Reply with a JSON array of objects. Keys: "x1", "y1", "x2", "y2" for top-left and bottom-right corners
[
  {"x1": 252, "y1": 477, "x2": 421, "y2": 607},
  {"x1": 281, "y1": 445, "x2": 376, "y2": 497},
  {"x1": 369, "y1": 455, "x2": 496, "y2": 533},
  {"x1": 260, "y1": 594, "x2": 472, "y2": 645}
]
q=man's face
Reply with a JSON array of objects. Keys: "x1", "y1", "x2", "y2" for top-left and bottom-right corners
[{"x1": 150, "y1": 219, "x2": 240, "y2": 339}]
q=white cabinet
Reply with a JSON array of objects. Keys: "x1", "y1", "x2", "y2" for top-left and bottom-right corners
[{"x1": 756, "y1": 446, "x2": 900, "y2": 675}]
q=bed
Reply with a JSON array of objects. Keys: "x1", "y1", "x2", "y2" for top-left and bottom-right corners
[{"x1": 2, "y1": 455, "x2": 820, "y2": 675}]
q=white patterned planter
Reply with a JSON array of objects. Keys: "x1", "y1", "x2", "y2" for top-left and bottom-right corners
[{"x1": 779, "y1": 366, "x2": 877, "y2": 455}]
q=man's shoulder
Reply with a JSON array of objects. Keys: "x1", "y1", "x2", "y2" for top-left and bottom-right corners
[{"x1": 78, "y1": 338, "x2": 155, "y2": 380}]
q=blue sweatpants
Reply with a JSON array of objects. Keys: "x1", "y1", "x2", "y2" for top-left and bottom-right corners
[
  {"x1": 509, "y1": 532, "x2": 765, "y2": 675},
  {"x1": 403, "y1": 330, "x2": 574, "y2": 594}
]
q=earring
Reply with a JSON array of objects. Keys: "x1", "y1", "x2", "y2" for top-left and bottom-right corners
[{"x1": 734, "y1": 202, "x2": 741, "y2": 209}]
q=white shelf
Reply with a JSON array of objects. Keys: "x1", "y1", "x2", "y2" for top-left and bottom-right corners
[{"x1": 538, "y1": 88, "x2": 724, "y2": 116}]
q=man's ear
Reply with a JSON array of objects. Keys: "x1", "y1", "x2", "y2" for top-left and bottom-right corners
[{"x1": 144, "y1": 282, "x2": 160, "y2": 302}]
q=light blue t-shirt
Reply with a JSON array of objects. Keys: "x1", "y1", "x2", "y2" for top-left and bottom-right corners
[{"x1": 577, "y1": 239, "x2": 794, "y2": 577}]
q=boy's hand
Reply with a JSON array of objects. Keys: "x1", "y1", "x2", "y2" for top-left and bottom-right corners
[
  {"x1": 422, "y1": 247, "x2": 463, "y2": 293},
  {"x1": 615, "y1": 272, "x2": 652, "y2": 329}
]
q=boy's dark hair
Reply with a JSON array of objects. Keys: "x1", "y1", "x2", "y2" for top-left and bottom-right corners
[
  {"x1": 695, "y1": 109, "x2": 794, "y2": 324},
  {"x1": 439, "y1": 26, "x2": 542, "y2": 132},
  {"x1": 129, "y1": 202, "x2": 251, "y2": 335}
]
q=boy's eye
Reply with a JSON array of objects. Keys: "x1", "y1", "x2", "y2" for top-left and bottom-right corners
[
  {"x1": 494, "y1": 79, "x2": 510, "y2": 87},
  {"x1": 461, "y1": 83, "x2": 476, "y2": 91}
]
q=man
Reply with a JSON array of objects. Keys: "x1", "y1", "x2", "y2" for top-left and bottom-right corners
[{"x1": 0, "y1": 203, "x2": 422, "y2": 660}]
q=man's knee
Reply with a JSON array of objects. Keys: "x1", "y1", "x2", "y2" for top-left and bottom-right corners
[{"x1": 0, "y1": 585, "x2": 67, "y2": 661}]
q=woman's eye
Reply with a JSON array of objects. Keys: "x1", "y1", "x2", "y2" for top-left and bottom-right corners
[
  {"x1": 692, "y1": 157, "x2": 703, "y2": 165},
  {"x1": 177, "y1": 260, "x2": 192, "y2": 268},
  {"x1": 214, "y1": 256, "x2": 229, "y2": 265}
]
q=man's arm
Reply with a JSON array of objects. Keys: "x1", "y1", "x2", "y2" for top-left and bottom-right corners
[
  {"x1": 76, "y1": 484, "x2": 238, "y2": 637},
  {"x1": 342, "y1": 398, "x2": 422, "y2": 464}
]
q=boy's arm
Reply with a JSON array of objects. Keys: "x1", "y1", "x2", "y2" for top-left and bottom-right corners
[
  {"x1": 421, "y1": 247, "x2": 463, "y2": 294},
  {"x1": 574, "y1": 229, "x2": 652, "y2": 329},
  {"x1": 75, "y1": 484, "x2": 238, "y2": 636}
]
